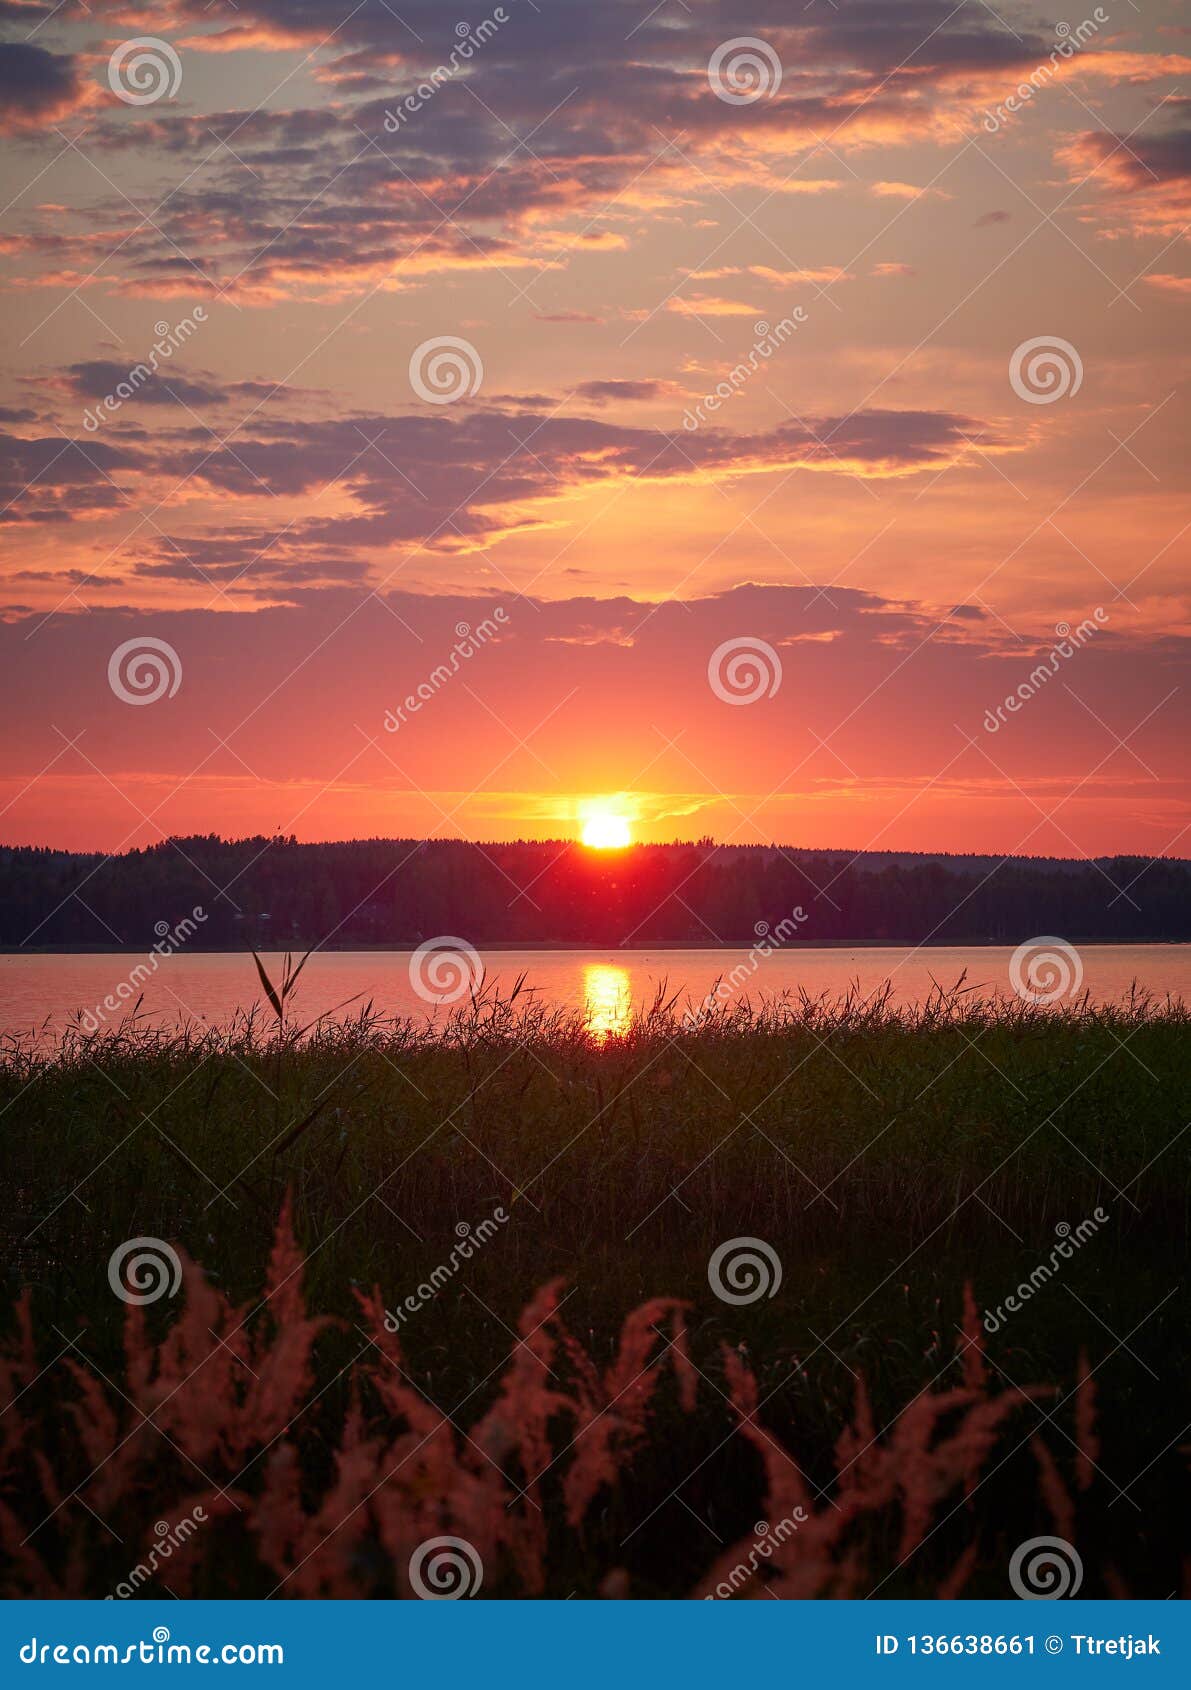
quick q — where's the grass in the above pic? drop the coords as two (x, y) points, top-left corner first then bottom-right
(1, 978), (1188, 1597)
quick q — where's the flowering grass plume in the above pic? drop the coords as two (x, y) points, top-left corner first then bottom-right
(0, 1206), (1168, 1599)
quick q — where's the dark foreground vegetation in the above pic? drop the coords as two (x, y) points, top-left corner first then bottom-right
(3, 834), (1189, 947)
(1, 987), (1189, 1598)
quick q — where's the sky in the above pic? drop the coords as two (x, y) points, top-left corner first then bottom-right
(0, 0), (1187, 856)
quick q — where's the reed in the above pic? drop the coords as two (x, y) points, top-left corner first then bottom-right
(1, 983), (1188, 1596)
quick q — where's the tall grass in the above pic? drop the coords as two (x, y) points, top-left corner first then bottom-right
(1, 983), (1188, 1596)
(5, 982), (1186, 1273)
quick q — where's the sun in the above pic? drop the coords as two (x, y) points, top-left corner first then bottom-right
(580, 804), (632, 849)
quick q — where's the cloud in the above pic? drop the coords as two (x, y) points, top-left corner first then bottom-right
(6, 2), (1181, 305)
(0, 388), (1011, 605)
(1144, 272), (1191, 295)
(0, 431), (137, 525)
(0, 43), (89, 134)
(575, 379), (686, 406)
(51, 362), (301, 411)
(40, 403), (1011, 574)
(871, 180), (950, 200)
(1060, 122), (1191, 238)
(668, 294), (762, 317)
(692, 263), (852, 287)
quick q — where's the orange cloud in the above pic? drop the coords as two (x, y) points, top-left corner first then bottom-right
(1145, 272), (1191, 294)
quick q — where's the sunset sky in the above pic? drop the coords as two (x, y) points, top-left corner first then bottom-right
(0, 0), (1187, 855)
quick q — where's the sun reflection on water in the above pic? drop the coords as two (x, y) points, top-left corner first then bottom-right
(583, 963), (632, 1039)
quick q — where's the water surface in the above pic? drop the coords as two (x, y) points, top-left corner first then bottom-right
(2, 944), (1186, 1045)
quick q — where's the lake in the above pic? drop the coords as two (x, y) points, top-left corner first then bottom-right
(2, 943), (1188, 1045)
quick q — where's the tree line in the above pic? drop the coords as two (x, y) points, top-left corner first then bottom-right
(1, 836), (1186, 950)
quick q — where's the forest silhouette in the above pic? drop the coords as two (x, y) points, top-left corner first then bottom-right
(2, 836), (1186, 949)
